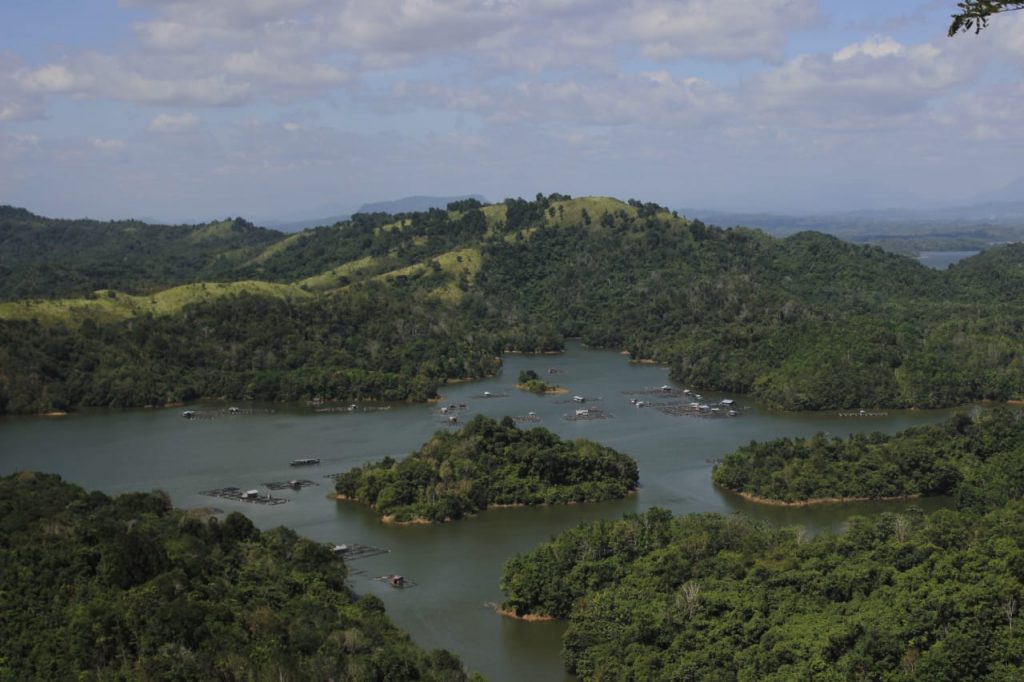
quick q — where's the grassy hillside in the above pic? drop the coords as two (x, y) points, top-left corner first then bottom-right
(3, 193), (1024, 414)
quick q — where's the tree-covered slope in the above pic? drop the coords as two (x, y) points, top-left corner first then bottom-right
(0, 472), (477, 681)
(502, 504), (1024, 680)
(0, 286), (501, 414)
(712, 408), (1024, 506)
(335, 415), (638, 523)
(0, 206), (285, 300)
(4, 193), (1024, 414)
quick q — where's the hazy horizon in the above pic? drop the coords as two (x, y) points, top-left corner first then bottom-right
(2, 1), (1022, 223)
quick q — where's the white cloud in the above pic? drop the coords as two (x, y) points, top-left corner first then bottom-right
(747, 36), (978, 130)
(149, 112), (200, 133)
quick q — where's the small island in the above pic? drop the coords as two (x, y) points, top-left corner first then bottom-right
(516, 369), (567, 394)
(712, 408), (1024, 506)
(334, 415), (638, 523)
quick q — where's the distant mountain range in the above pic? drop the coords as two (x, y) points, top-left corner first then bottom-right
(679, 200), (1024, 238)
(356, 194), (486, 214)
(261, 195), (487, 232)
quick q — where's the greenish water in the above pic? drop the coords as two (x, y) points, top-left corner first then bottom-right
(0, 343), (959, 681)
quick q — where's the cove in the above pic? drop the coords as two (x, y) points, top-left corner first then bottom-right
(0, 342), (958, 681)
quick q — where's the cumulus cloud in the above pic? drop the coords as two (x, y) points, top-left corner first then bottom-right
(149, 112), (200, 133)
(746, 36), (978, 130)
(19, 54), (251, 106)
(7, 0), (822, 115)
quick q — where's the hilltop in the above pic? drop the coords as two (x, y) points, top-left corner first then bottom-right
(2, 193), (1024, 414)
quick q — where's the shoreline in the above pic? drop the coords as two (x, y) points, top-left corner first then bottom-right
(725, 487), (923, 507)
(334, 488), (637, 523)
(494, 606), (557, 622)
(514, 383), (570, 395)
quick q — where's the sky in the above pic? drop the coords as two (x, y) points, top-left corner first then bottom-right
(0, 0), (1022, 223)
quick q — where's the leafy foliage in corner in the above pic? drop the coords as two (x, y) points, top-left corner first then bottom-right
(335, 415), (638, 523)
(712, 408), (1024, 505)
(948, 1), (1024, 35)
(0, 472), (476, 681)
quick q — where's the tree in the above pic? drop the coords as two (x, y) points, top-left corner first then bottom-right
(949, 1), (1024, 35)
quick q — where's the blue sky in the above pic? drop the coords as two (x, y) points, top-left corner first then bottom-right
(1, 0), (1021, 223)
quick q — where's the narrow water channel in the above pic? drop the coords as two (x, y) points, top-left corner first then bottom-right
(0, 343), (958, 681)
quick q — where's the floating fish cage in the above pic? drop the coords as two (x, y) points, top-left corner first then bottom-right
(263, 479), (319, 491)
(564, 408), (613, 421)
(373, 574), (418, 588)
(181, 407), (276, 420)
(199, 487), (289, 505)
(333, 543), (390, 561)
(655, 404), (740, 419)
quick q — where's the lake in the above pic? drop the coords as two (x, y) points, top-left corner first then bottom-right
(918, 250), (980, 269)
(0, 343), (959, 681)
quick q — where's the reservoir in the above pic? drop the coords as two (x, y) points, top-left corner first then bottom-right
(0, 343), (958, 681)
(918, 250), (980, 269)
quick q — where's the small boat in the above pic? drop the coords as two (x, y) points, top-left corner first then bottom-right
(290, 457), (321, 466)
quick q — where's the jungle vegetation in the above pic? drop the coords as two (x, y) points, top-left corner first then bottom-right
(712, 408), (1024, 506)
(0, 472), (477, 681)
(334, 415), (638, 523)
(500, 409), (1024, 680)
(4, 194), (1024, 414)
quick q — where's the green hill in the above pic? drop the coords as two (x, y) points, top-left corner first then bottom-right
(3, 193), (1024, 414)
(0, 206), (285, 300)
(335, 415), (639, 523)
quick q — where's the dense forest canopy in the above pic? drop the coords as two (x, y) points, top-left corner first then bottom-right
(335, 415), (638, 523)
(3, 194), (1024, 414)
(501, 410), (1024, 680)
(713, 408), (1024, 506)
(0, 472), (478, 681)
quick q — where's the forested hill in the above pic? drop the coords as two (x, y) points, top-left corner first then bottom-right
(712, 408), (1024, 507)
(500, 409), (1024, 679)
(2, 194), (1024, 414)
(0, 472), (478, 681)
(0, 205), (286, 299)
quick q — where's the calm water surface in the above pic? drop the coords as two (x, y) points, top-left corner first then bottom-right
(0, 344), (959, 681)
(918, 250), (980, 269)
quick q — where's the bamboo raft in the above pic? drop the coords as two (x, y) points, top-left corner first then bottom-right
(838, 411), (889, 417)
(199, 487), (289, 505)
(513, 413), (542, 424)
